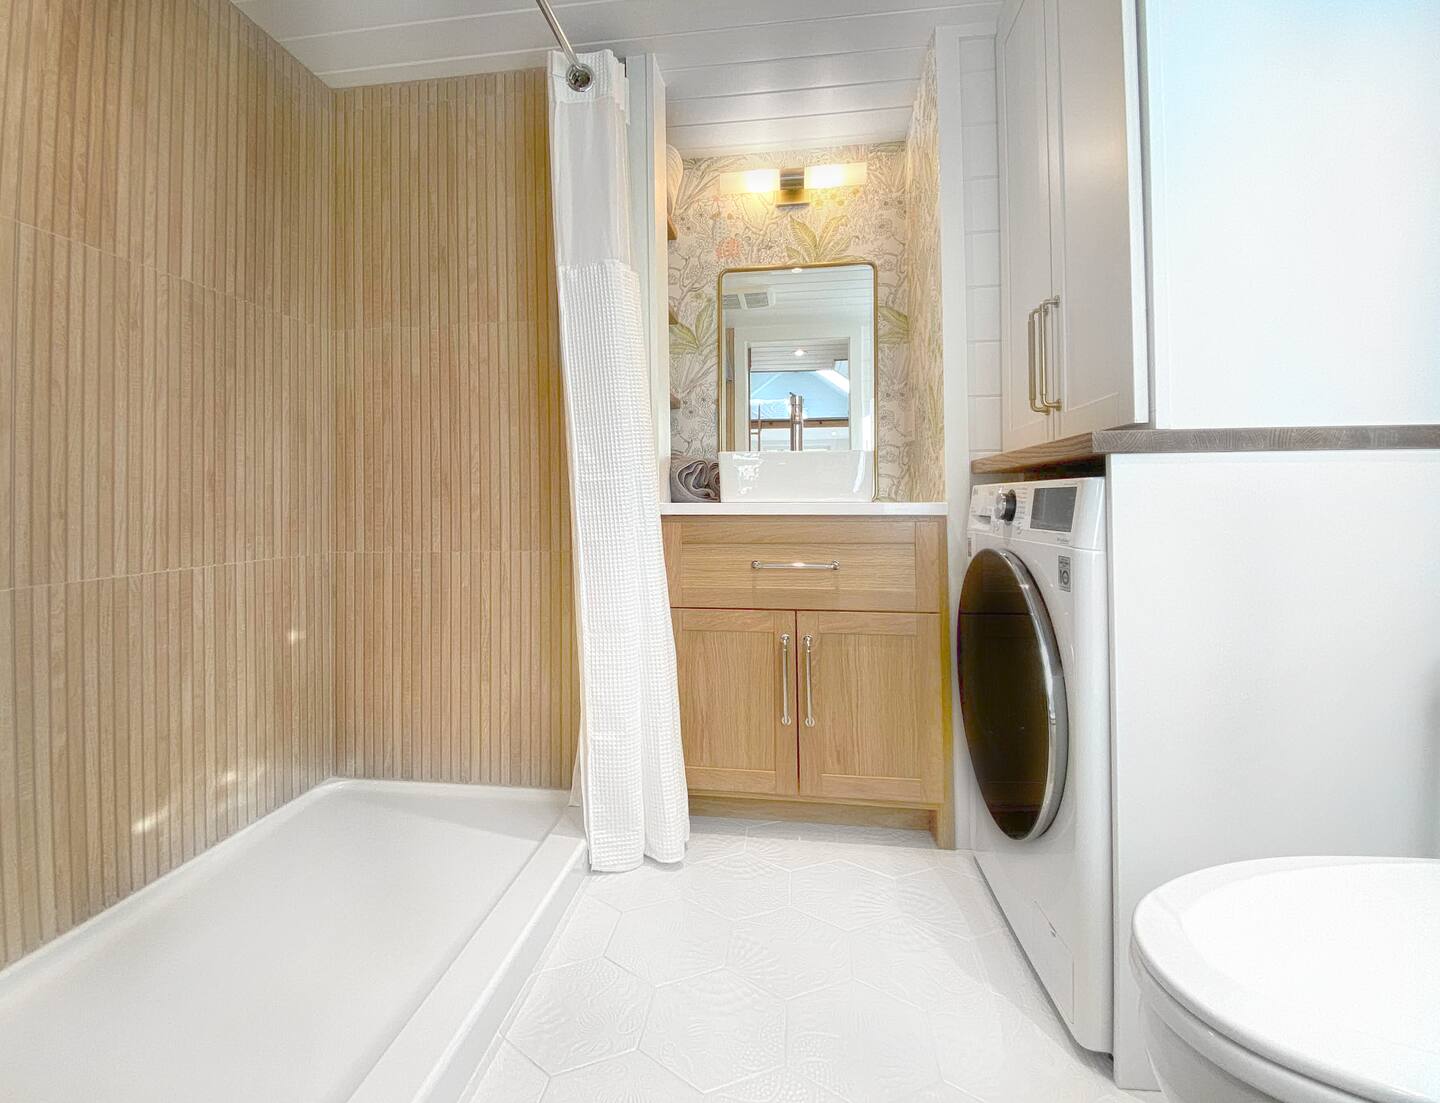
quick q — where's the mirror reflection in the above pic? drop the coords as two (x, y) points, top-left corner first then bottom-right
(717, 263), (877, 455)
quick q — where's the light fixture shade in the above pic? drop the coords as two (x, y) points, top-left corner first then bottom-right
(715, 168), (781, 195)
(804, 162), (867, 190)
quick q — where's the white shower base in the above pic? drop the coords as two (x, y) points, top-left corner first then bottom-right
(0, 779), (586, 1103)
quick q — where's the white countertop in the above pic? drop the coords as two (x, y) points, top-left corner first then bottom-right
(659, 501), (948, 516)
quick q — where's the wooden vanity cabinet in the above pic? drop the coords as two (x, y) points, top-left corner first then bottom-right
(663, 515), (953, 844)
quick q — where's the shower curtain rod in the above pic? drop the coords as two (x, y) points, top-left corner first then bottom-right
(535, 0), (594, 91)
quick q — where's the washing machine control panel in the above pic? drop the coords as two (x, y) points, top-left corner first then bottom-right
(968, 478), (1106, 551)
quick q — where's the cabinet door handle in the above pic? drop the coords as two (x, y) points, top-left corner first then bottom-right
(751, 560), (839, 572)
(802, 634), (816, 728)
(1027, 305), (1046, 413)
(1039, 296), (1062, 411)
(779, 633), (792, 727)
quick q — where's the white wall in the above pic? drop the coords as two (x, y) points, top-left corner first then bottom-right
(958, 38), (1005, 472)
(1107, 450), (1440, 1089)
(1144, 0), (1440, 429)
(933, 25), (1007, 850)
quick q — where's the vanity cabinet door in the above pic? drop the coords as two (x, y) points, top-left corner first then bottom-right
(673, 609), (800, 796)
(795, 612), (945, 805)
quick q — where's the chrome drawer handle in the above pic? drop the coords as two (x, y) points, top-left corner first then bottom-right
(751, 560), (839, 571)
(802, 634), (816, 728)
(779, 633), (792, 726)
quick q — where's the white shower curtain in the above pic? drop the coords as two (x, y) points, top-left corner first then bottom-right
(547, 49), (689, 871)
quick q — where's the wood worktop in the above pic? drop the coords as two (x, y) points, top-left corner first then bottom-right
(972, 424), (1440, 475)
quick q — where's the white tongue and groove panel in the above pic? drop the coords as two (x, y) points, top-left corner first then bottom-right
(234, 0), (999, 154)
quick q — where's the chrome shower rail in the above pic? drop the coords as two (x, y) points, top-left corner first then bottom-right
(535, 0), (594, 91)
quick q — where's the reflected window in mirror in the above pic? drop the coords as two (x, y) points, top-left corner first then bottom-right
(716, 263), (877, 458)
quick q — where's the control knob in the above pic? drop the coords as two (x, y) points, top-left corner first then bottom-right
(993, 489), (1017, 523)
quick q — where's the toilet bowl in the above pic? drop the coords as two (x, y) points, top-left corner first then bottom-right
(1130, 856), (1440, 1103)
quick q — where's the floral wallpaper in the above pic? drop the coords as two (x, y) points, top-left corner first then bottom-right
(905, 48), (946, 502)
(668, 143), (915, 500)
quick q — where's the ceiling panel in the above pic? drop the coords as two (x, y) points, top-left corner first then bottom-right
(235, 0), (999, 154)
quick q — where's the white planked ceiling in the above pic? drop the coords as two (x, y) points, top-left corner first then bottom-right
(235, 0), (1000, 155)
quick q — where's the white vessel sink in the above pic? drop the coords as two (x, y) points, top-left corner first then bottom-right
(718, 450), (874, 502)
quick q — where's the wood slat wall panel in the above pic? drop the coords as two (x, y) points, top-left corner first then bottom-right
(331, 70), (577, 789)
(0, 0), (338, 969)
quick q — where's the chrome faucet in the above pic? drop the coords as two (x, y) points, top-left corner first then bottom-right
(788, 392), (805, 451)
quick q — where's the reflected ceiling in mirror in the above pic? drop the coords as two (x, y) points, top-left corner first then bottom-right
(715, 262), (877, 462)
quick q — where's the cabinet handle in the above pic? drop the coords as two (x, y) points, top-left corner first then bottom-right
(751, 560), (839, 572)
(802, 634), (816, 728)
(1027, 306), (1045, 414)
(779, 633), (792, 727)
(1039, 296), (1062, 411)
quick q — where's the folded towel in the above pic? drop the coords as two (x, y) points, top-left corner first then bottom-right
(670, 455), (719, 502)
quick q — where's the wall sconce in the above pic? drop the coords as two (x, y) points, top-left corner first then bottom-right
(715, 162), (868, 207)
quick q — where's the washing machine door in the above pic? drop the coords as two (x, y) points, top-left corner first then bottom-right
(958, 548), (1069, 840)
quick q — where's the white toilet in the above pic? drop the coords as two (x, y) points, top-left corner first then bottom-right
(1131, 856), (1440, 1103)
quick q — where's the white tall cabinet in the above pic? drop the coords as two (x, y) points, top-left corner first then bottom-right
(997, 0), (1147, 450)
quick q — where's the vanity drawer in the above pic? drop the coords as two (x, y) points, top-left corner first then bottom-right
(662, 517), (943, 613)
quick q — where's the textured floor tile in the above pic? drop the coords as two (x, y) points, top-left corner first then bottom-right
(541, 1051), (703, 1102)
(683, 851), (791, 919)
(895, 868), (1004, 938)
(828, 825), (936, 849)
(850, 916), (993, 1013)
(606, 898), (733, 985)
(706, 1069), (848, 1102)
(728, 906), (850, 999)
(967, 926), (1060, 1025)
(508, 958), (652, 1075)
(541, 895), (621, 969)
(839, 842), (943, 877)
(744, 822), (846, 870)
(641, 969), (786, 1092)
(467, 1042), (547, 1103)
(788, 980), (943, 1102)
(908, 1082), (985, 1101)
(932, 1000), (1117, 1103)
(791, 860), (904, 931)
(586, 859), (690, 911)
(686, 828), (750, 864)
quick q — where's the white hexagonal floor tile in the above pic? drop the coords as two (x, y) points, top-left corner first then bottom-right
(837, 842), (943, 877)
(828, 825), (936, 849)
(705, 1069), (848, 1102)
(682, 851), (790, 920)
(894, 868), (1004, 939)
(686, 828), (750, 864)
(507, 958), (652, 1075)
(909, 1082), (986, 1102)
(541, 894), (620, 969)
(541, 1051), (704, 1103)
(787, 980), (943, 1102)
(640, 969), (786, 1092)
(586, 859), (690, 911)
(931, 1001), (1120, 1103)
(850, 916), (993, 1013)
(606, 897), (733, 985)
(744, 822), (846, 870)
(728, 906), (850, 999)
(790, 860), (903, 931)
(466, 1041), (547, 1103)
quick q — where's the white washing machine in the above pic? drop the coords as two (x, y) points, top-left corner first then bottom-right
(960, 477), (1112, 1053)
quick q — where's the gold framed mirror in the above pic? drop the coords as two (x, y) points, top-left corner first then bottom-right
(715, 261), (879, 463)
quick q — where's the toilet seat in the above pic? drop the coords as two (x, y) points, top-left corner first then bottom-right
(1131, 856), (1440, 1103)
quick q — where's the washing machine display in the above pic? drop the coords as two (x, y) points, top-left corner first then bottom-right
(958, 548), (1069, 841)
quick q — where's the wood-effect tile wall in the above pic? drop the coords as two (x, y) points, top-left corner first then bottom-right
(331, 72), (578, 790)
(0, 0), (338, 968)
